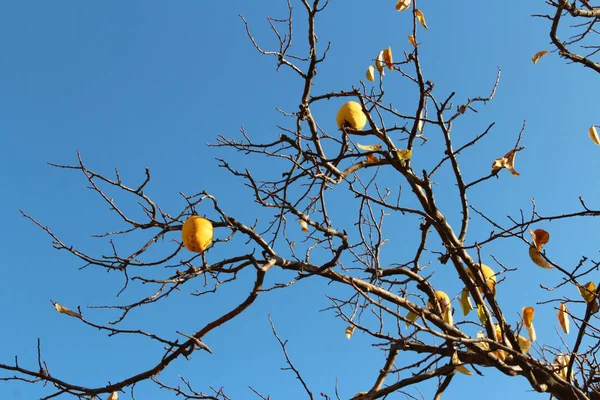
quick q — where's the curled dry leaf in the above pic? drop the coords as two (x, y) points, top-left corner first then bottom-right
(529, 228), (550, 251)
(365, 154), (378, 163)
(345, 325), (355, 340)
(554, 354), (573, 381)
(474, 331), (490, 351)
(522, 306), (534, 328)
(532, 50), (548, 64)
(366, 65), (375, 82)
(383, 47), (393, 70)
(459, 288), (473, 316)
(491, 148), (519, 176)
(458, 104), (467, 114)
(417, 111), (424, 132)
(395, 149), (412, 161)
(589, 126), (600, 145)
(529, 246), (552, 268)
(357, 143), (382, 152)
(376, 51), (385, 75)
(396, 0), (411, 11)
(451, 351), (473, 376)
(522, 306), (536, 342)
(53, 301), (82, 319)
(107, 392), (119, 400)
(408, 35), (417, 47)
(557, 303), (570, 334)
(415, 9), (428, 29)
(579, 281), (596, 303)
(299, 217), (309, 232)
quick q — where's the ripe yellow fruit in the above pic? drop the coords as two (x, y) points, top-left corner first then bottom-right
(466, 264), (497, 294)
(428, 291), (453, 325)
(428, 291), (450, 311)
(181, 216), (213, 253)
(336, 101), (367, 130)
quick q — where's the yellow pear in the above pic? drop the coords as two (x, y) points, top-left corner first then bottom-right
(181, 216), (214, 253)
(336, 101), (367, 130)
(466, 264), (497, 295)
(428, 291), (453, 325)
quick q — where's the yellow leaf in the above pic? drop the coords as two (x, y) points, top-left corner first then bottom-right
(357, 143), (382, 152)
(518, 335), (531, 353)
(589, 126), (600, 145)
(383, 47), (393, 70)
(451, 351), (473, 376)
(459, 288), (473, 316)
(107, 392), (119, 400)
(579, 281), (596, 303)
(396, 0), (411, 11)
(408, 35), (417, 47)
(477, 304), (487, 325)
(528, 246), (552, 269)
(366, 65), (375, 82)
(415, 9), (428, 29)
(491, 148), (519, 176)
(557, 302), (570, 334)
(529, 228), (550, 251)
(532, 50), (548, 64)
(299, 217), (309, 232)
(405, 310), (419, 327)
(345, 325), (355, 340)
(376, 51), (385, 75)
(395, 149), (412, 161)
(53, 301), (82, 319)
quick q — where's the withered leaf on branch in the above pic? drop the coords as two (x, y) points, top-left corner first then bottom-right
(107, 392), (119, 400)
(579, 281), (597, 303)
(451, 351), (473, 376)
(299, 217), (309, 232)
(459, 288), (473, 316)
(396, 0), (411, 11)
(52, 301), (82, 319)
(557, 303), (570, 334)
(415, 9), (428, 29)
(345, 325), (355, 340)
(491, 148), (519, 176)
(376, 51), (385, 75)
(365, 154), (378, 163)
(589, 126), (600, 145)
(529, 228), (550, 251)
(528, 246), (552, 269)
(383, 47), (393, 70)
(522, 306), (536, 342)
(357, 143), (382, 152)
(366, 65), (375, 82)
(408, 34), (417, 47)
(395, 149), (412, 161)
(532, 50), (549, 64)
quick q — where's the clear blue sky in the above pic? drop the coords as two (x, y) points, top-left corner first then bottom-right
(1, 1), (599, 399)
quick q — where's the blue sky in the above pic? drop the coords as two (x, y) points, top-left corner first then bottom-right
(1, 1), (599, 399)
